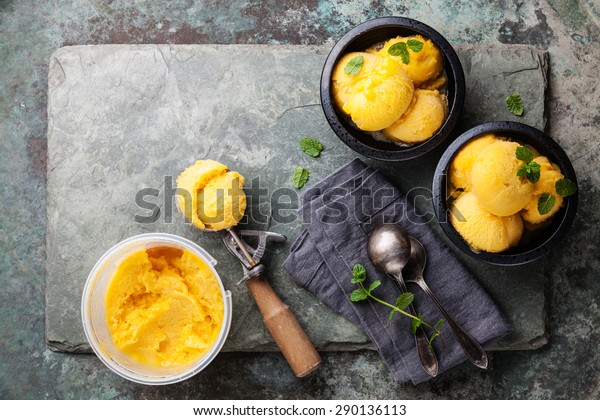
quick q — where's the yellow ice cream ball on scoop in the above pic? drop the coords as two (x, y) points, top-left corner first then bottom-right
(176, 159), (247, 231)
(342, 57), (414, 131)
(450, 192), (524, 253)
(379, 35), (443, 86)
(383, 89), (446, 143)
(471, 141), (534, 216)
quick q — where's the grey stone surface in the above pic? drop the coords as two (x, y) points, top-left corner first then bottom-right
(46, 44), (548, 354)
(2, 0), (599, 401)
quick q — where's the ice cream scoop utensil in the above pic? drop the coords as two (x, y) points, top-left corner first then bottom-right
(220, 229), (322, 377)
(367, 224), (439, 378)
(403, 236), (488, 369)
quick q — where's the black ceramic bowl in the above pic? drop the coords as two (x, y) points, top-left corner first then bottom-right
(320, 16), (465, 161)
(433, 121), (578, 266)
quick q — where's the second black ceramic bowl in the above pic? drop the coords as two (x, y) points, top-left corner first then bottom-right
(320, 16), (465, 161)
(432, 121), (578, 266)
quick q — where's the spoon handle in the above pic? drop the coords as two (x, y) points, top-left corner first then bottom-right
(390, 274), (439, 378)
(413, 276), (488, 369)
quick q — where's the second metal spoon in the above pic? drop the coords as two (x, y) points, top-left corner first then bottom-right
(403, 236), (489, 370)
(367, 224), (439, 378)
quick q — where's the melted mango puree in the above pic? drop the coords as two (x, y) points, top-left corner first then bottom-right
(106, 247), (224, 367)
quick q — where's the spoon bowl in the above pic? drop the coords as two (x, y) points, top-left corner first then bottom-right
(366, 224), (411, 276)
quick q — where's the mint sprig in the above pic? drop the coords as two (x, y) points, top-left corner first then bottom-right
(388, 42), (410, 64)
(507, 94), (524, 116)
(344, 55), (364, 76)
(349, 263), (444, 345)
(291, 167), (309, 189)
(299, 137), (324, 157)
(517, 161), (541, 184)
(388, 39), (424, 64)
(516, 146), (541, 184)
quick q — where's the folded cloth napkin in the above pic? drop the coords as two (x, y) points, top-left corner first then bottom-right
(284, 159), (511, 384)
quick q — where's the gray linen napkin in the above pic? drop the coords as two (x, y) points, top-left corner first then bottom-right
(284, 159), (511, 384)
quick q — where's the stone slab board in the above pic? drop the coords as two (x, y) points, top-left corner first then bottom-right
(46, 44), (549, 353)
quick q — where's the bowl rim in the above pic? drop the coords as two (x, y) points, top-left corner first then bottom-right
(432, 121), (579, 265)
(81, 232), (232, 385)
(320, 16), (466, 161)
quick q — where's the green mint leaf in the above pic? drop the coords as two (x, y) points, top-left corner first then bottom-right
(527, 161), (541, 184)
(388, 42), (410, 64)
(291, 167), (309, 189)
(516, 146), (534, 163)
(410, 314), (424, 335)
(435, 319), (445, 331)
(406, 39), (424, 52)
(516, 164), (529, 178)
(367, 280), (381, 292)
(350, 288), (368, 302)
(387, 308), (396, 325)
(506, 94), (524, 116)
(518, 162), (541, 184)
(299, 137), (324, 157)
(352, 264), (367, 284)
(556, 178), (578, 197)
(344, 55), (364, 76)
(538, 192), (556, 215)
(395, 292), (414, 311)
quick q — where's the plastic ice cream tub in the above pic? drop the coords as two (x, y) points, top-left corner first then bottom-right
(81, 233), (232, 385)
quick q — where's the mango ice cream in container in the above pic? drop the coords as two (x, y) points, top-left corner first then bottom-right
(82, 233), (232, 385)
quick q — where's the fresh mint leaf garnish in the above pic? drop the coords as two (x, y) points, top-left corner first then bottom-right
(367, 280), (381, 292)
(538, 193), (556, 215)
(395, 293), (414, 310)
(406, 39), (424, 52)
(516, 146), (534, 163)
(299, 137), (324, 157)
(350, 288), (368, 302)
(388, 42), (410, 64)
(555, 178), (578, 197)
(349, 264), (443, 345)
(352, 264), (366, 283)
(344, 55), (364, 76)
(291, 167), (309, 189)
(411, 314), (424, 335)
(428, 319), (445, 346)
(506, 94), (524, 116)
(517, 161), (541, 184)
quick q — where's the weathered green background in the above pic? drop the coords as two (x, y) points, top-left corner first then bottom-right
(1, 0), (599, 399)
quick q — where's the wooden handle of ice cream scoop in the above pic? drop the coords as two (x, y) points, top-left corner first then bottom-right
(245, 273), (322, 377)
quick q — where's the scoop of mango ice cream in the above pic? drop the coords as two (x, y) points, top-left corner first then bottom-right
(450, 192), (524, 253)
(342, 57), (414, 131)
(379, 35), (443, 86)
(332, 52), (380, 111)
(176, 159), (246, 231)
(520, 156), (565, 225)
(449, 134), (498, 191)
(471, 141), (534, 216)
(106, 247), (224, 367)
(383, 89), (446, 143)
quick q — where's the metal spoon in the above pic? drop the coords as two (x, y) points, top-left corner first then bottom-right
(367, 224), (439, 378)
(404, 236), (489, 370)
